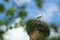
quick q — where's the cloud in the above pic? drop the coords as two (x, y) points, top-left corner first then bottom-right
(3, 27), (30, 40)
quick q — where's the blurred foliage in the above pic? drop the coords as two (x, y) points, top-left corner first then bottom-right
(4, 19), (9, 26)
(18, 10), (27, 18)
(26, 19), (50, 40)
(50, 23), (58, 32)
(9, 27), (13, 30)
(26, 19), (50, 36)
(35, 0), (43, 8)
(0, 20), (4, 25)
(17, 5), (26, 10)
(14, 23), (18, 28)
(26, 19), (37, 34)
(4, 0), (9, 2)
(0, 31), (4, 40)
(0, 31), (4, 35)
(5, 27), (9, 31)
(37, 37), (45, 40)
(5, 22), (8, 26)
(0, 4), (5, 12)
(50, 37), (60, 40)
(6, 7), (15, 17)
(51, 37), (57, 40)
(20, 21), (25, 26)
(58, 36), (60, 40)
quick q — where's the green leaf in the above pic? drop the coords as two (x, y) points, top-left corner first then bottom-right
(20, 21), (24, 26)
(57, 36), (60, 40)
(35, 0), (43, 8)
(0, 20), (4, 25)
(6, 7), (15, 17)
(18, 10), (27, 18)
(50, 23), (58, 32)
(4, 18), (9, 26)
(4, 21), (9, 26)
(51, 37), (57, 40)
(14, 23), (18, 28)
(18, 5), (26, 10)
(50, 36), (60, 40)
(9, 17), (13, 21)
(0, 31), (4, 40)
(4, 0), (9, 2)
(5, 27), (9, 31)
(0, 4), (5, 12)
(0, 31), (4, 35)
(9, 27), (13, 30)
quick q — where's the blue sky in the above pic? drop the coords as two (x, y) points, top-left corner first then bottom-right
(0, 0), (60, 26)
